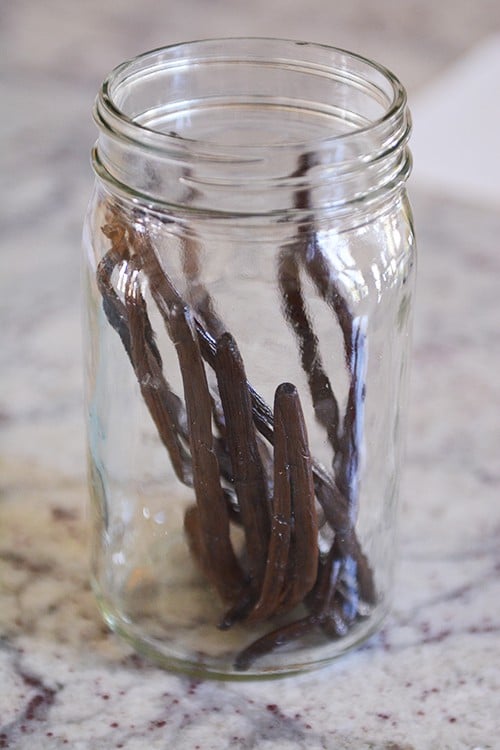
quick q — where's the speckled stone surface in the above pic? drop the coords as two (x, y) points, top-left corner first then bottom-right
(1, 1), (500, 748)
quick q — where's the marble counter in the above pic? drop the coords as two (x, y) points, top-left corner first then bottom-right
(1, 1), (500, 748)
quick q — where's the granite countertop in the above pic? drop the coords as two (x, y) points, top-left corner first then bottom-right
(1, 1), (500, 748)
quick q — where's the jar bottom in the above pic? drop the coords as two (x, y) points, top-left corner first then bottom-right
(92, 565), (389, 680)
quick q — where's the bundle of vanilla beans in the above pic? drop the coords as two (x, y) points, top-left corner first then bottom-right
(96, 188), (376, 670)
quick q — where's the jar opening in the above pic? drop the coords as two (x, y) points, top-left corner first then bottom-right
(93, 38), (411, 215)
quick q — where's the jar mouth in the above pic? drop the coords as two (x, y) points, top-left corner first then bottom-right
(93, 38), (411, 215)
(96, 38), (407, 155)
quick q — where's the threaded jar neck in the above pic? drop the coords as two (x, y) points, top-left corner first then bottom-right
(93, 38), (411, 218)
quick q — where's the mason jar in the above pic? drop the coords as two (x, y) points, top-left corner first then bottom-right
(82, 38), (415, 678)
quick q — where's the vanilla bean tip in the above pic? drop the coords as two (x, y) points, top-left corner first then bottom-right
(216, 331), (236, 349)
(275, 382), (298, 398)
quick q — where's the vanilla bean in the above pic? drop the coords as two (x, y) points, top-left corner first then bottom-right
(351, 536), (377, 605)
(245, 384), (294, 623)
(214, 333), (271, 590)
(96, 249), (133, 362)
(290, 225), (375, 611)
(309, 535), (344, 614)
(234, 616), (317, 672)
(334, 317), (366, 513)
(273, 383), (318, 614)
(278, 249), (341, 455)
(181, 235), (226, 339)
(234, 539), (354, 671)
(180, 243), (276, 506)
(183, 503), (209, 576)
(124, 266), (193, 485)
(169, 303), (246, 603)
(235, 523), (345, 670)
(308, 533), (353, 636)
(97, 250), (192, 485)
(243, 383), (318, 622)
(319, 317), (372, 611)
(180, 236), (276, 521)
(299, 235), (355, 366)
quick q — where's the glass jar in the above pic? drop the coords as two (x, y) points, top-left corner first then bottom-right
(83, 38), (415, 678)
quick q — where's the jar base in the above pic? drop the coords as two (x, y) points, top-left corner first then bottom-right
(94, 583), (389, 681)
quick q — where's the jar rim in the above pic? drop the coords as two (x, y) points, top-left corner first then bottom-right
(93, 38), (411, 217)
(95, 37), (408, 158)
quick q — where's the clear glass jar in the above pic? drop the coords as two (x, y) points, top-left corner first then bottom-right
(83, 38), (415, 678)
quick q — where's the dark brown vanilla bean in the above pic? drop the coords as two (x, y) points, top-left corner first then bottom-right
(124, 267), (193, 486)
(309, 535), (344, 615)
(309, 532), (358, 633)
(334, 317), (366, 513)
(169, 303), (246, 602)
(180, 240), (277, 510)
(278, 249), (341, 455)
(214, 333), (271, 589)
(181, 236), (226, 339)
(246, 383), (318, 623)
(235, 536), (353, 670)
(96, 247), (133, 363)
(183, 504), (210, 577)
(180, 237), (277, 522)
(299, 236), (355, 367)
(245, 385), (294, 622)
(277, 249), (375, 620)
(97, 249), (192, 485)
(235, 517), (344, 670)
(351, 536), (377, 605)
(273, 383), (318, 614)
(234, 616), (317, 672)
(292, 155), (374, 617)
